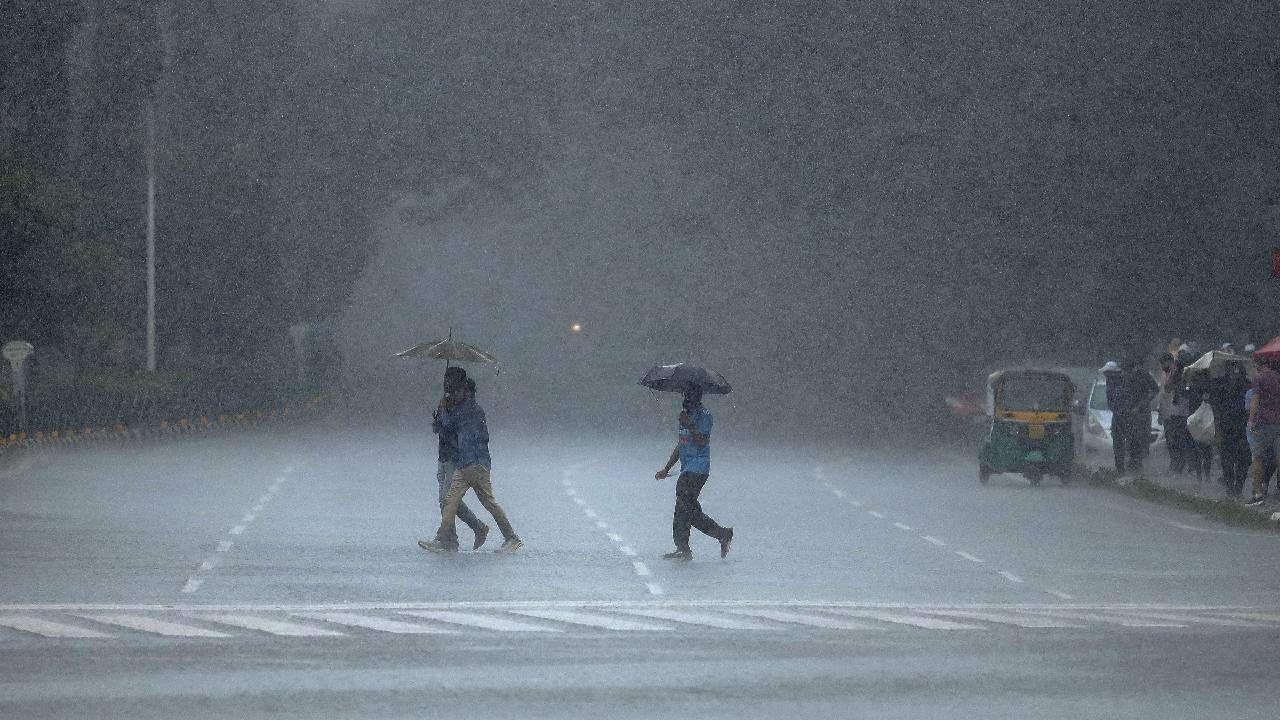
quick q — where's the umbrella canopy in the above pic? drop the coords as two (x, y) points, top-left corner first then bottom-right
(1253, 336), (1280, 364)
(394, 338), (498, 365)
(638, 363), (732, 394)
(1185, 350), (1255, 379)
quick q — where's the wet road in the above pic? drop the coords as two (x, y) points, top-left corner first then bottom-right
(2, 428), (1278, 718)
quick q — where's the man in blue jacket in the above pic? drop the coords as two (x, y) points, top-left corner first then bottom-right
(654, 385), (733, 560)
(431, 368), (489, 549)
(419, 376), (522, 553)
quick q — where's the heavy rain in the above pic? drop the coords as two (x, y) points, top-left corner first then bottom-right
(2, 2), (1279, 718)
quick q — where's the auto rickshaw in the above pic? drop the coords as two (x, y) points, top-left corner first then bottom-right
(979, 369), (1075, 485)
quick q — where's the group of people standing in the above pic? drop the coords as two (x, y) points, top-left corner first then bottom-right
(1104, 341), (1280, 507)
(416, 367), (733, 560)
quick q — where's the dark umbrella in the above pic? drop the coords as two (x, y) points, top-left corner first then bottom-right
(638, 363), (731, 394)
(394, 339), (497, 364)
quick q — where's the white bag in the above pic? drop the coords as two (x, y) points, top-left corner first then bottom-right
(1187, 402), (1216, 445)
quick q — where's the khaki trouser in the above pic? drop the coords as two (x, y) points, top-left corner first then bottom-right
(435, 464), (517, 545)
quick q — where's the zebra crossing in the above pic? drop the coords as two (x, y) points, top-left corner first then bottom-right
(2, 602), (1279, 641)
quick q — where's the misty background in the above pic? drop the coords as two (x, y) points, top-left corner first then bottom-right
(3, 1), (1279, 440)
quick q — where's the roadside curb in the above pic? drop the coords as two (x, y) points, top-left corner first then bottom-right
(0, 397), (328, 466)
(1074, 463), (1280, 531)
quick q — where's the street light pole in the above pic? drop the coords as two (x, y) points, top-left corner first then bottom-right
(145, 97), (157, 372)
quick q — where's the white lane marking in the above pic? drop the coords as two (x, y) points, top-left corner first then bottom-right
(614, 608), (780, 631)
(1019, 610), (1187, 627)
(584, 508), (598, 519)
(922, 536), (946, 546)
(595, 521), (609, 530)
(847, 500), (864, 507)
(1215, 611), (1280, 623)
(632, 562), (651, 577)
(241, 513), (256, 524)
(955, 551), (985, 563)
(229, 525), (246, 535)
(998, 571), (1024, 584)
(258, 495), (272, 505)
(893, 522), (913, 531)
(1104, 611), (1256, 627)
(831, 488), (846, 498)
(822, 609), (985, 630)
(572, 497), (586, 506)
(723, 608), (881, 630)
(252, 504), (265, 513)
(198, 558), (219, 572)
(0, 615), (114, 638)
(294, 612), (458, 634)
(216, 541), (233, 553)
(180, 579), (203, 594)
(510, 609), (675, 632)
(75, 613), (230, 637)
(918, 610), (1083, 629)
(398, 610), (561, 632)
(193, 614), (346, 636)
(868, 511), (886, 519)
(606, 533), (624, 543)
(620, 546), (638, 557)
(1045, 589), (1074, 600)
(646, 583), (664, 596)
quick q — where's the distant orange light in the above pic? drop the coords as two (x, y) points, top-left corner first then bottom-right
(570, 322), (583, 334)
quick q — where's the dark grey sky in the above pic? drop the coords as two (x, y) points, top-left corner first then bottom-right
(318, 1), (1280, 435)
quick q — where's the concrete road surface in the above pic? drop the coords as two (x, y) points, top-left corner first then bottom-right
(2, 427), (1279, 719)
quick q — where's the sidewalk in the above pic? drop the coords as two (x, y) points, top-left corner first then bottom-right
(1081, 447), (1280, 518)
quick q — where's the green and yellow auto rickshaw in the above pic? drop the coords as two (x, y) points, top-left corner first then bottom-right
(979, 369), (1075, 486)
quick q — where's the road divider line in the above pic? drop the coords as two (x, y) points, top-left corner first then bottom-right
(868, 511), (886, 519)
(632, 562), (651, 577)
(893, 522), (913, 531)
(0, 615), (114, 638)
(607, 533), (624, 543)
(646, 583), (665, 596)
(180, 578), (203, 594)
(955, 551), (985, 563)
(294, 612), (457, 634)
(216, 541), (233, 553)
(922, 536), (946, 546)
(998, 571), (1024, 584)
(75, 613), (230, 638)
(192, 614), (346, 637)
(620, 546), (637, 556)
(512, 608), (675, 632)
(229, 525), (246, 535)
(198, 558), (219, 572)
(1045, 589), (1074, 600)
(398, 610), (561, 633)
(584, 508), (598, 519)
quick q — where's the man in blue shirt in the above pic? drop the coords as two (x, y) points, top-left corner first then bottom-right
(654, 385), (733, 560)
(419, 377), (522, 553)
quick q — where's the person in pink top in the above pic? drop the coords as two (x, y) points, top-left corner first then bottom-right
(1245, 359), (1280, 506)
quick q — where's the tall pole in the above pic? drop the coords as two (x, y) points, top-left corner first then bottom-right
(145, 97), (157, 372)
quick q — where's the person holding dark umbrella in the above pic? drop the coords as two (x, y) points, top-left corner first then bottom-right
(430, 367), (489, 550)
(653, 384), (733, 561)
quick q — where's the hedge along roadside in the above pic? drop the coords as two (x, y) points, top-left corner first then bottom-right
(0, 396), (330, 464)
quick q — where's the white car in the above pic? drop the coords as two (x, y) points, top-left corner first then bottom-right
(1081, 375), (1164, 455)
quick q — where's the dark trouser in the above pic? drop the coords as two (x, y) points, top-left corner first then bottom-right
(1219, 428), (1249, 495)
(1165, 416), (1191, 473)
(1189, 441), (1213, 480)
(1112, 412), (1146, 473)
(673, 471), (728, 552)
